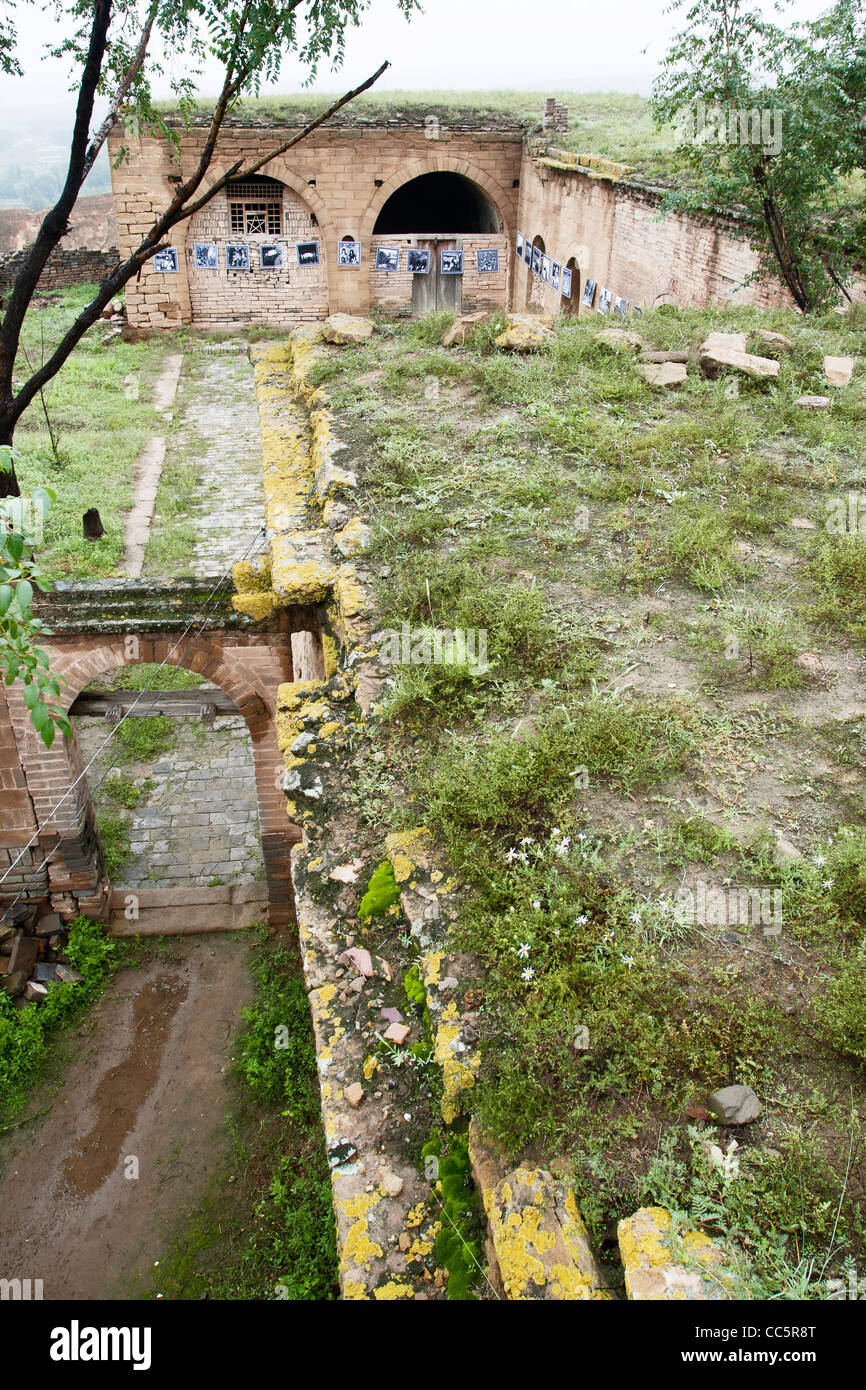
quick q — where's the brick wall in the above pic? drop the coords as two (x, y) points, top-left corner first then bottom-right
(0, 625), (300, 926)
(108, 121), (523, 329)
(515, 155), (794, 316)
(0, 245), (120, 295)
(369, 233), (509, 314)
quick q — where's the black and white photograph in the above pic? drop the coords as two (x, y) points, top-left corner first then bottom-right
(561, 267), (573, 298)
(193, 242), (218, 269)
(296, 240), (321, 267)
(614, 295), (629, 317)
(476, 248), (499, 273)
(516, 231), (524, 260)
(531, 245), (542, 275)
(582, 277), (597, 308)
(152, 246), (178, 273)
(440, 249), (464, 275)
(338, 240), (362, 267)
(407, 247), (431, 274)
(523, 238), (532, 266)
(375, 246), (400, 272)
(540, 254), (551, 284)
(551, 261), (561, 292)
(597, 286), (613, 315)
(259, 243), (284, 269)
(226, 243), (250, 270)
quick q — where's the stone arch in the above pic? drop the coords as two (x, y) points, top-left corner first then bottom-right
(360, 156), (512, 245)
(17, 634), (296, 925)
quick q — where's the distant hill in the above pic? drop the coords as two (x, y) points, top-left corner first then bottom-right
(0, 193), (116, 254)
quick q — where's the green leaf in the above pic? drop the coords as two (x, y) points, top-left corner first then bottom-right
(22, 683), (38, 709)
(15, 579), (33, 612)
(0, 584), (12, 616)
(30, 701), (49, 731)
(5, 534), (23, 565)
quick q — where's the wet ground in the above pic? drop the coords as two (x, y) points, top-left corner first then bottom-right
(0, 934), (253, 1300)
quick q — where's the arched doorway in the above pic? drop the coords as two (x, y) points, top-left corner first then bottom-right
(373, 171), (500, 316)
(373, 172), (499, 235)
(186, 174), (328, 327)
(526, 235), (546, 310)
(561, 255), (580, 317)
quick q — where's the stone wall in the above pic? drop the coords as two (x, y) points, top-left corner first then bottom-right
(107, 119), (523, 330)
(515, 152), (793, 316)
(0, 245), (120, 295)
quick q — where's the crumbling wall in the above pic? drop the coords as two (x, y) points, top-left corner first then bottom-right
(0, 245), (120, 294)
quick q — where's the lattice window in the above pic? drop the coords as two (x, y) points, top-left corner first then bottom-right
(227, 177), (283, 236)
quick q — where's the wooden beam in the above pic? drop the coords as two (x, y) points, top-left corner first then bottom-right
(70, 688), (238, 719)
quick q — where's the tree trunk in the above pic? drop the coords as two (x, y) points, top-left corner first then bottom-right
(0, 418), (20, 498)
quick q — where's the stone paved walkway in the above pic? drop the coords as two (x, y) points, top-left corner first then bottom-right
(76, 708), (263, 890)
(144, 344), (265, 577)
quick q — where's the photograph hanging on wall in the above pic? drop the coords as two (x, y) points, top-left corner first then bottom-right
(152, 247), (178, 273)
(193, 242), (218, 269)
(338, 240), (362, 267)
(531, 245), (542, 275)
(441, 249), (464, 275)
(561, 267), (573, 299)
(226, 243), (250, 270)
(407, 248), (431, 274)
(597, 287), (613, 315)
(375, 246), (400, 272)
(259, 244), (285, 269)
(551, 261), (561, 292)
(540, 254), (551, 284)
(476, 248), (499, 273)
(296, 241), (321, 267)
(582, 277), (597, 307)
(524, 239), (532, 266)
(613, 295), (629, 317)
(516, 231), (524, 260)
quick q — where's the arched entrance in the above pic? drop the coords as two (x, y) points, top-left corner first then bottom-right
(13, 633), (298, 927)
(370, 170), (505, 317)
(561, 255), (580, 317)
(526, 235), (546, 310)
(186, 174), (328, 327)
(373, 172), (500, 235)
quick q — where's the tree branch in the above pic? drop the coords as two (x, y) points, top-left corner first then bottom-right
(4, 59), (391, 430)
(82, 0), (161, 181)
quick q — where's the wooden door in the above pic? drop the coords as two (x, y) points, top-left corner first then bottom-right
(411, 238), (463, 316)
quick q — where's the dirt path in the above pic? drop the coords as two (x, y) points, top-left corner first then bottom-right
(0, 934), (253, 1300)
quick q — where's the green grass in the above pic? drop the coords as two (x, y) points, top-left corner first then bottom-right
(14, 284), (182, 580)
(314, 301), (866, 1292)
(155, 90), (683, 184)
(0, 917), (116, 1122)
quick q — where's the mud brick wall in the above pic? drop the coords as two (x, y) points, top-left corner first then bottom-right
(515, 156), (794, 315)
(369, 233), (509, 314)
(107, 121), (523, 330)
(185, 185), (329, 327)
(0, 246), (120, 294)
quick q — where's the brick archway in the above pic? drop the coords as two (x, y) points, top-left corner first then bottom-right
(9, 631), (296, 926)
